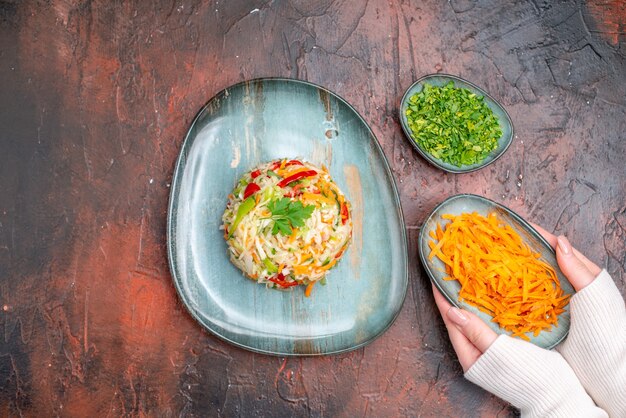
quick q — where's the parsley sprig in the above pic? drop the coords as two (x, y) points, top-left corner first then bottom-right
(405, 81), (502, 167)
(267, 198), (315, 236)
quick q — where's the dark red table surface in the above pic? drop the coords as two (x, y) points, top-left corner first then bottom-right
(1, 1), (625, 416)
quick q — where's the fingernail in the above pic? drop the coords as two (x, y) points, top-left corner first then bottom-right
(557, 235), (572, 256)
(447, 307), (468, 326)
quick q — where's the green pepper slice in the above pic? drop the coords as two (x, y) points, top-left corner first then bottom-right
(263, 258), (278, 273)
(228, 196), (256, 238)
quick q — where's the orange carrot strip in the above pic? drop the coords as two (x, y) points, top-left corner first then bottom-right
(305, 282), (315, 298)
(429, 212), (568, 338)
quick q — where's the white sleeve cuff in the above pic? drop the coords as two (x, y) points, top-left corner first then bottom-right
(466, 335), (607, 418)
(557, 269), (626, 417)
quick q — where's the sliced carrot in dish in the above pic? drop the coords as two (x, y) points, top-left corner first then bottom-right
(430, 212), (569, 340)
(305, 282), (315, 298)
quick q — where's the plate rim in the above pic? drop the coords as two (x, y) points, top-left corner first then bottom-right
(399, 73), (515, 174)
(166, 77), (409, 356)
(417, 193), (571, 349)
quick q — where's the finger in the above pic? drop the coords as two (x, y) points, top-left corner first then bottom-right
(530, 223), (601, 276)
(432, 283), (453, 316)
(530, 222), (557, 247)
(445, 318), (482, 372)
(432, 285), (482, 371)
(433, 284), (497, 352)
(556, 235), (597, 291)
(570, 248), (601, 277)
(446, 306), (498, 353)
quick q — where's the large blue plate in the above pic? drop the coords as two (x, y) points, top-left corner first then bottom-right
(167, 78), (408, 356)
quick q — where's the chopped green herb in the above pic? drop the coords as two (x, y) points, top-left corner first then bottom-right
(405, 81), (502, 167)
(267, 197), (315, 236)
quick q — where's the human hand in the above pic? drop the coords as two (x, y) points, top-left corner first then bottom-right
(432, 283), (605, 418)
(432, 284), (497, 372)
(532, 224), (626, 417)
(431, 223), (612, 417)
(432, 223), (603, 373)
(530, 223), (601, 292)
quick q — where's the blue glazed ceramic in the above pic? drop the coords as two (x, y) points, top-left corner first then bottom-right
(399, 74), (514, 174)
(419, 194), (573, 349)
(167, 78), (408, 356)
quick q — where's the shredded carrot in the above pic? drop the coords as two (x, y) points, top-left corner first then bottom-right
(279, 167), (310, 178)
(430, 212), (570, 340)
(320, 259), (337, 271)
(305, 282), (315, 297)
(293, 265), (313, 275)
(288, 229), (298, 244)
(301, 192), (336, 206)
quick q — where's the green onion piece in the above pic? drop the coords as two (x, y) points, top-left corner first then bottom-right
(405, 81), (502, 167)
